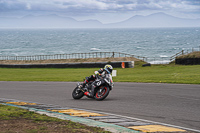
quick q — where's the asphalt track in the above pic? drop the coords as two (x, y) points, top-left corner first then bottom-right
(0, 81), (199, 131)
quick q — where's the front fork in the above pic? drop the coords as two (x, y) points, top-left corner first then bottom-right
(77, 82), (89, 93)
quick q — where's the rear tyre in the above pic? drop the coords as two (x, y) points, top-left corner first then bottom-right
(72, 87), (84, 99)
(94, 87), (110, 101)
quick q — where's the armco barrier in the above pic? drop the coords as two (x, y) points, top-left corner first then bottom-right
(175, 58), (200, 65)
(0, 61), (134, 68)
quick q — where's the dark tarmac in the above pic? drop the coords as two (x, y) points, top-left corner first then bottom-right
(0, 81), (199, 131)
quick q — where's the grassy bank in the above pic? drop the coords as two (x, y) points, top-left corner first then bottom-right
(177, 51), (200, 59)
(0, 104), (110, 133)
(0, 64), (199, 84)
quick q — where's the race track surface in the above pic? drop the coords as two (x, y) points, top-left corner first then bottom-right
(0, 81), (199, 131)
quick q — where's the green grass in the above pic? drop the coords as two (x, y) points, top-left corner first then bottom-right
(0, 104), (60, 121)
(0, 104), (110, 133)
(0, 64), (200, 84)
(115, 65), (200, 84)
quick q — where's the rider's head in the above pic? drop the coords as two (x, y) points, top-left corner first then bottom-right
(104, 64), (113, 74)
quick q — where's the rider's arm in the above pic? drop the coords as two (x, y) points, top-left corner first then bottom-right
(94, 68), (103, 75)
(98, 68), (104, 74)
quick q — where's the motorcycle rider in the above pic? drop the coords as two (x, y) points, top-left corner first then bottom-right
(80, 64), (113, 97)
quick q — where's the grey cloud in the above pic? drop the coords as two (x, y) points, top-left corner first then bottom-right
(184, 0), (200, 5)
(0, 0), (27, 11)
(0, 0), (199, 17)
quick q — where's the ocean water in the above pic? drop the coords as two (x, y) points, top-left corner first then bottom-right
(0, 28), (200, 63)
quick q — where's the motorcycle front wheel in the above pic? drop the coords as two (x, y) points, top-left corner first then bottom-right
(94, 86), (110, 101)
(72, 87), (84, 99)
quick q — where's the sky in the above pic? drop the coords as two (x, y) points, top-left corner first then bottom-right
(0, 0), (200, 23)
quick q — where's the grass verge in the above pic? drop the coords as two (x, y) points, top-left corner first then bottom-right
(0, 64), (199, 84)
(177, 51), (200, 59)
(0, 104), (110, 133)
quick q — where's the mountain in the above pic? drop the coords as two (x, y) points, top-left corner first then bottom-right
(0, 13), (199, 28)
(0, 14), (103, 28)
(107, 12), (200, 28)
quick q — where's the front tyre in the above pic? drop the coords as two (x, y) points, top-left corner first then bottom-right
(94, 86), (110, 101)
(72, 87), (84, 99)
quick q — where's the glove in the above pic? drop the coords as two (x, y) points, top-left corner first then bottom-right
(94, 71), (99, 75)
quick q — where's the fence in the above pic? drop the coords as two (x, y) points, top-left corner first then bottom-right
(145, 46), (200, 64)
(0, 52), (147, 61)
(1, 46), (199, 64)
(170, 50), (184, 61)
(146, 57), (171, 64)
(170, 46), (200, 62)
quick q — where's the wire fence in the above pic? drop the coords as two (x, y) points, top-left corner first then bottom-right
(0, 52), (147, 62)
(1, 46), (199, 64)
(146, 46), (200, 64)
(146, 57), (171, 64)
(170, 46), (200, 61)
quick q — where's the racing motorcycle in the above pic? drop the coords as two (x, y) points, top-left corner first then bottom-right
(72, 74), (113, 101)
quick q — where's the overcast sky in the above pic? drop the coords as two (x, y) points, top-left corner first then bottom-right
(0, 0), (200, 23)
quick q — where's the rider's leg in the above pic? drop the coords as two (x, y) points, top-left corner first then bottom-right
(82, 75), (95, 87)
(84, 84), (96, 96)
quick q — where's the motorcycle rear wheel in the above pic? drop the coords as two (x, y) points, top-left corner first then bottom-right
(94, 87), (110, 101)
(72, 87), (84, 99)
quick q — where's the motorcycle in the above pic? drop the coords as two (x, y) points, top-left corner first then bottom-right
(72, 73), (113, 101)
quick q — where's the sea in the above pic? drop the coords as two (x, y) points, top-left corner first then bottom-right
(0, 27), (200, 64)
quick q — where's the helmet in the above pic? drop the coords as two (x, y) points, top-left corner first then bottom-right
(104, 64), (113, 74)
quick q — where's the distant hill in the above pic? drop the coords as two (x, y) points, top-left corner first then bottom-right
(106, 12), (200, 28)
(0, 14), (103, 28)
(0, 13), (199, 28)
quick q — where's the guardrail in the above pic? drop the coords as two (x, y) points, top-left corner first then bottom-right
(170, 46), (200, 62)
(0, 52), (147, 61)
(146, 57), (171, 64)
(170, 50), (184, 61)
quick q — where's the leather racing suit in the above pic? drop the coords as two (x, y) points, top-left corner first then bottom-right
(82, 68), (109, 97)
